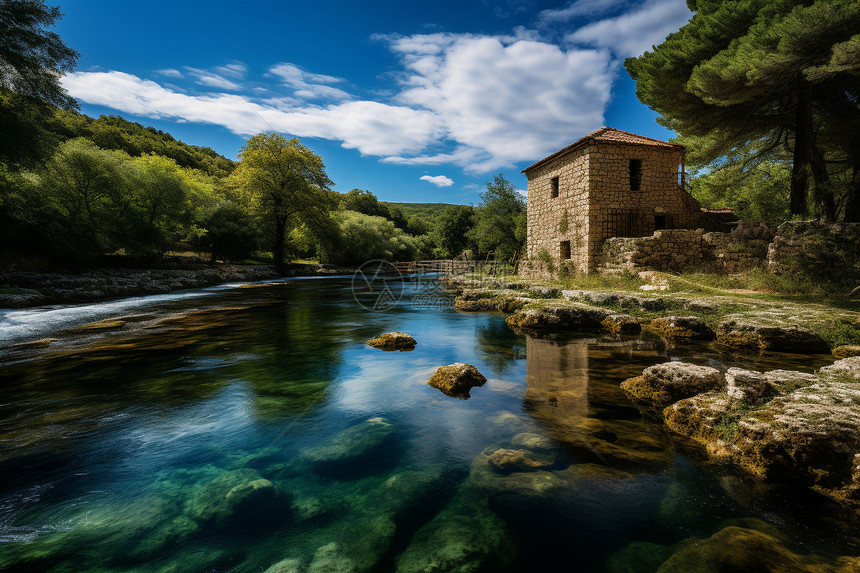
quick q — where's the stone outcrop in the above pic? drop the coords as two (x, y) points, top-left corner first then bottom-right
(648, 316), (715, 342)
(833, 345), (860, 358)
(725, 367), (767, 404)
(716, 319), (830, 354)
(427, 363), (487, 398)
(818, 356), (860, 381)
(601, 314), (642, 334)
(366, 332), (416, 351)
(620, 362), (723, 414)
(505, 304), (612, 332)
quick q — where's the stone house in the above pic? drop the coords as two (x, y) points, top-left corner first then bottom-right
(521, 127), (705, 275)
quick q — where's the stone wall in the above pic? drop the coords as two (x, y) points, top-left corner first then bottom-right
(767, 221), (860, 280)
(601, 222), (775, 275)
(524, 146), (591, 274)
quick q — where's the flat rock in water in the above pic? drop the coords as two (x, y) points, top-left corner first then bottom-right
(621, 362), (723, 414)
(648, 316), (715, 342)
(716, 319), (830, 354)
(366, 331), (416, 351)
(505, 304), (611, 331)
(427, 363), (487, 398)
(601, 314), (642, 334)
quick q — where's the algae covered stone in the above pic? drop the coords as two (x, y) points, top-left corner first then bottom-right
(601, 314), (642, 334)
(366, 332), (416, 351)
(184, 468), (283, 527)
(648, 316), (715, 342)
(395, 488), (514, 573)
(427, 363), (487, 398)
(505, 304), (612, 331)
(716, 319), (830, 354)
(301, 417), (397, 474)
(621, 362), (722, 414)
(833, 345), (860, 358)
(487, 448), (555, 473)
(725, 367), (766, 404)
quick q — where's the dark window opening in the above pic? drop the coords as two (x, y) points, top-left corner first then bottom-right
(629, 159), (642, 191)
(607, 210), (636, 237)
(654, 214), (668, 230)
(550, 176), (559, 198)
(560, 241), (571, 260)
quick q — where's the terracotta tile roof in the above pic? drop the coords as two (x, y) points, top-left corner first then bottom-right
(522, 127), (683, 174)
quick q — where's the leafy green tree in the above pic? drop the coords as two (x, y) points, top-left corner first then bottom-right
(228, 134), (333, 274)
(434, 205), (475, 258)
(626, 0), (860, 221)
(0, 1), (79, 167)
(341, 188), (388, 218)
(386, 204), (408, 230)
(330, 210), (424, 265)
(469, 174), (526, 261)
(198, 200), (257, 262)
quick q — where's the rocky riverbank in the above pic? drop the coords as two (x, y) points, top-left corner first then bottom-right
(0, 260), (354, 308)
(441, 274), (860, 354)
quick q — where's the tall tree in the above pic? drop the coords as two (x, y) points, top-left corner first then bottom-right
(625, 0), (860, 221)
(229, 134), (333, 274)
(0, 0), (79, 166)
(469, 174), (526, 262)
(434, 205), (475, 258)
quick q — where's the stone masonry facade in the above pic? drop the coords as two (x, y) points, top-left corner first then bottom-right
(521, 127), (705, 276)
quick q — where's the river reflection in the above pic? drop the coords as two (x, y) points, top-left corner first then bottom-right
(0, 277), (857, 572)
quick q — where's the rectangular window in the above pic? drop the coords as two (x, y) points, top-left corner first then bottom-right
(607, 210), (636, 238)
(654, 214), (668, 230)
(550, 176), (559, 198)
(560, 241), (571, 260)
(629, 159), (642, 191)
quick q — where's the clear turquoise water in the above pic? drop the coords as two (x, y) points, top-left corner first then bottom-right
(0, 276), (858, 572)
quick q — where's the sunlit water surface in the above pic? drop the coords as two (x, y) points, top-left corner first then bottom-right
(0, 276), (857, 572)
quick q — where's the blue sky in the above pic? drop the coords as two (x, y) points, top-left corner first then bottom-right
(56, 0), (692, 204)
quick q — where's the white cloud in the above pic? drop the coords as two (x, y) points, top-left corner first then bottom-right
(155, 68), (183, 78)
(566, 0), (691, 57)
(184, 67), (243, 90)
(65, 33), (619, 172)
(419, 175), (454, 187)
(62, 71), (440, 156)
(384, 33), (615, 171)
(268, 63), (351, 101)
(539, 0), (629, 23)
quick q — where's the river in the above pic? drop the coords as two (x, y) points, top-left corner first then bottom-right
(0, 275), (856, 572)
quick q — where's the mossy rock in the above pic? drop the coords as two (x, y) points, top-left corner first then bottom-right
(833, 345), (860, 359)
(648, 316), (715, 342)
(601, 314), (642, 335)
(184, 468), (285, 527)
(366, 332), (416, 351)
(427, 363), (487, 398)
(716, 319), (830, 354)
(301, 417), (397, 475)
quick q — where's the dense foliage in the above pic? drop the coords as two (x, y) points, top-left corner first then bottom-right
(626, 0), (860, 222)
(468, 174), (526, 262)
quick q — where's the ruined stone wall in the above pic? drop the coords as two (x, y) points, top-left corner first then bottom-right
(524, 146), (591, 274)
(588, 142), (703, 273)
(601, 222), (775, 275)
(767, 221), (860, 280)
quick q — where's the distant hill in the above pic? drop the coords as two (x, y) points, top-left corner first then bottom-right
(47, 111), (236, 178)
(381, 202), (466, 222)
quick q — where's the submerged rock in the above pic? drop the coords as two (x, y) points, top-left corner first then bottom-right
(184, 468), (284, 527)
(308, 542), (358, 573)
(366, 332), (416, 351)
(301, 417), (397, 474)
(648, 316), (715, 342)
(264, 558), (304, 573)
(487, 448), (555, 473)
(716, 319), (830, 354)
(505, 304), (612, 332)
(395, 488), (514, 573)
(620, 362), (723, 414)
(427, 363), (487, 398)
(657, 521), (860, 572)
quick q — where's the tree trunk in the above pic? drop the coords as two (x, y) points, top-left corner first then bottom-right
(810, 146), (836, 222)
(843, 161), (860, 222)
(791, 81), (812, 216)
(273, 217), (286, 276)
